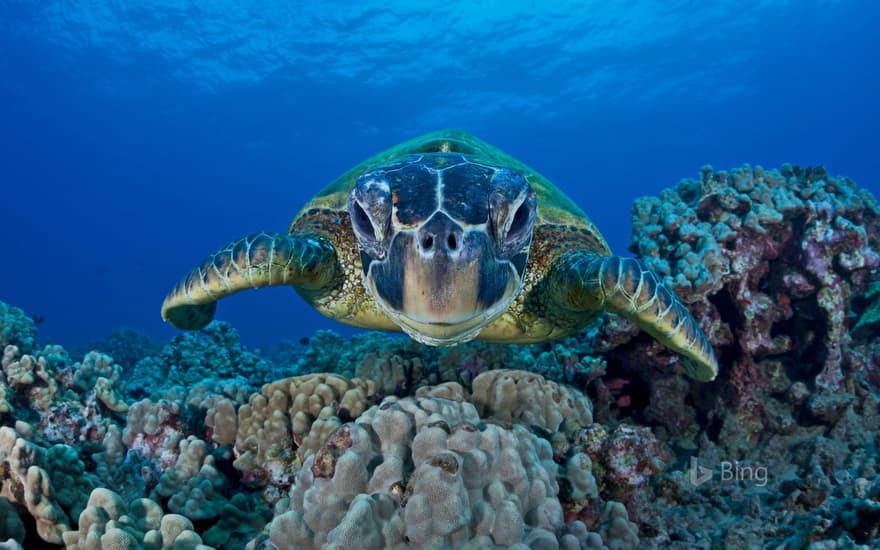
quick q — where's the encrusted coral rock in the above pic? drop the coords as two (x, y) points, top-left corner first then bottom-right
(0, 497), (25, 547)
(597, 501), (640, 550)
(62, 488), (210, 550)
(46, 444), (95, 525)
(1, 346), (56, 410)
(0, 302), (36, 354)
(0, 426), (72, 544)
(204, 397), (238, 446)
(261, 394), (567, 549)
(95, 376), (129, 413)
(123, 399), (184, 462)
(564, 452), (599, 501)
(65, 351), (130, 413)
(354, 350), (426, 396)
(201, 493), (269, 548)
(570, 422), (671, 529)
(152, 437), (227, 521)
(72, 351), (122, 393)
(234, 373), (377, 495)
(852, 280), (880, 338)
(0, 380), (10, 415)
(629, 165), (879, 455)
(470, 369), (593, 434)
(130, 321), (272, 398)
(0, 345), (121, 445)
(1, 347), (35, 389)
(24, 465), (70, 544)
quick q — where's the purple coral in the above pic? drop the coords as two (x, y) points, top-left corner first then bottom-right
(626, 164), (879, 454)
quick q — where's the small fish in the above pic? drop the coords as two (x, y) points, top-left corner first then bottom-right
(299, 337), (310, 346)
(32, 313), (45, 325)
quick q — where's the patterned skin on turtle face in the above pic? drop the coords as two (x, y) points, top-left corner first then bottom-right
(348, 153), (537, 346)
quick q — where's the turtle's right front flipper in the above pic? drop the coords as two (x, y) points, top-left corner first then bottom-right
(161, 231), (339, 330)
(550, 250), (718, 382)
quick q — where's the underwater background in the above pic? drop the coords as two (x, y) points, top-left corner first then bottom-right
(2, 1), (880, 549)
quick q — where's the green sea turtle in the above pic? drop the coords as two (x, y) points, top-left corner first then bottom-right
(161, 130), (717, 381)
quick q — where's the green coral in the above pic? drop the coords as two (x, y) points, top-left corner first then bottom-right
(130, 321), (271, 398)
(853, 280), (880, 338)
(201, 493), (270, 548)
(0, 301), (37, 354)
(46, 444), (97, 524)
(0, 495), (26, 545)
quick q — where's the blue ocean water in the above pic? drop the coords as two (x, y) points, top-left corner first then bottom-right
(1, 0), (877, 350)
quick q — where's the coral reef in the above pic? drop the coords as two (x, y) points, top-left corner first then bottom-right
(75, 328), (162, 376)
(129, 322), (276, 400)
(626, 164), (879, 454)
(469, 368), (593, 434)
(259, 394), (569, 548)
(0, 163), (877, 549)
(233, 373), (378, 499)
(0, 302), (37, 354)
(290, 329), (606, 396)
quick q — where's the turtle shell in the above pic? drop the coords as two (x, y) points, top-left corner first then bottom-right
(290, 129), (610, 256)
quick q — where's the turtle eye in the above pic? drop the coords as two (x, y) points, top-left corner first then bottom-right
(351, 201), (376, 241)
(506, 201), (531, 245)
(489, 168), (535, 254)
(349, 175), (392, 259)
(502, 190), (536, 251)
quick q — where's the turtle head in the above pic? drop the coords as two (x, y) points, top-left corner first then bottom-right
(348, 154), (537, 345)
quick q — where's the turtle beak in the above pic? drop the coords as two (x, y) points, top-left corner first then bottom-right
(365, 212), (522, 345)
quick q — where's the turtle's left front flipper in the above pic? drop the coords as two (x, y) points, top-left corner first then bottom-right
(550, 250), (718, 381)
(161, 231), (339, 330)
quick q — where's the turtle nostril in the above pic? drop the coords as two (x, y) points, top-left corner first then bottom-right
(447, 234), (457, 250)
(422, 236), (434, 250)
